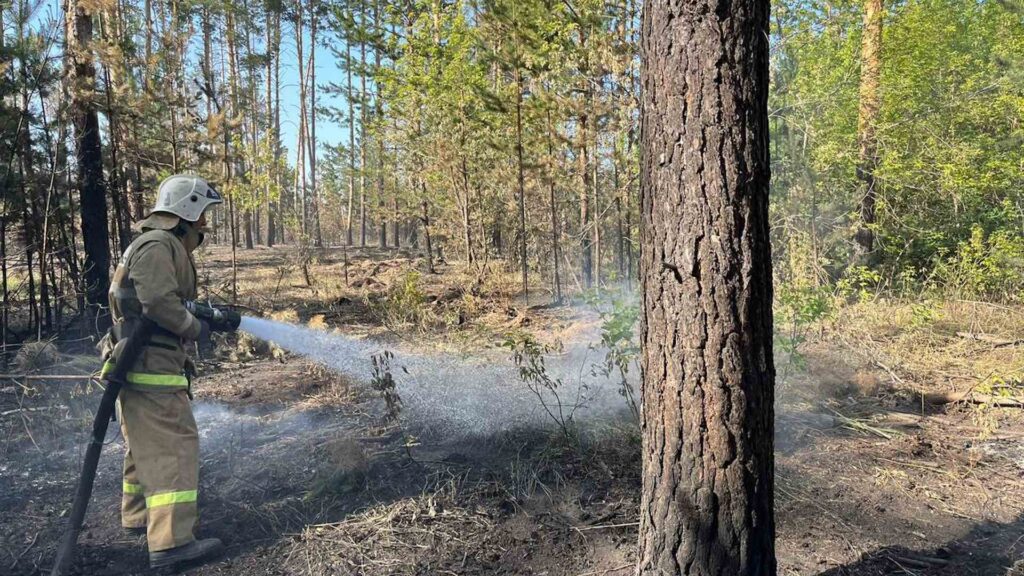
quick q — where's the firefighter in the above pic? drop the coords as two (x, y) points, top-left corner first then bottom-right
(100, 174), (240, 569)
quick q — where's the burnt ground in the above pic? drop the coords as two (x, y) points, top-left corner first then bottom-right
(2, 245), (1024, 576)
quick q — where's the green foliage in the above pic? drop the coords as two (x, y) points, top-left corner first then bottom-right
(370, 350), (403, 424)
(775, 284), (833, 376)
(588, 296), (640, 421)
(369, 270), (432, 329)
(933, 225), (1024, 302)
(503, 331), (580, 439)
(772, 0), (1024, 289)
(836, 266), (882, 303)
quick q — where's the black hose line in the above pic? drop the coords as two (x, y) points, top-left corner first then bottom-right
(50, 318), (157, 576)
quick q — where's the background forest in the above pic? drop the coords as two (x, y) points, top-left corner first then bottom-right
(1, 0), (1023, 345)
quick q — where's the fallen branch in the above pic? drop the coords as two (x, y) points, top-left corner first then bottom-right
(889, 552), (949, 569)
(8, 529), (39, 570)
(572, 522), (639, 532)
(1, 405), (68, 417)
(0, 374), (99, 381)
(576, 564), (632, 576)
(925, 391), (1024, 407)
(956, 332), (1024, 347)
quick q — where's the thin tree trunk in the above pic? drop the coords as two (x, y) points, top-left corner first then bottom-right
(458, 153), (474, 264)
(615, 157), (624, 281)
(98, 10), (131, 252)
(272, 6), (283, 245)
(374, 0), (386, 248)
(358, 0), (368, 248)
(392, 197), (400, 248)
(420, 194), (434, 274)
(637, 1), (775, 574)
(854, 0), (882, 263)
(515, 69), (528, 301)
(295, 0), (308, 237)
(265, 1), (277, 247)
(66, 0), (111, 330)
(17, 29), (43, 335)
(593, 125), (601, 288)
(57, 85), (85, 317)
(547, 109), (562, 305)
(308, 0), (323, 247)
(0, 213), (7, 367)
(346, 30), (356, 246)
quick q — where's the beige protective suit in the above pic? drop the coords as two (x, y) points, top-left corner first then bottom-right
(100, 212), (204, 552)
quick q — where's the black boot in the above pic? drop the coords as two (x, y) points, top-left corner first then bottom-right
(149, 538), (224, 569)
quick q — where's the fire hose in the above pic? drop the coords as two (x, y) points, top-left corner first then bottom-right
(50, 302), (239, 575)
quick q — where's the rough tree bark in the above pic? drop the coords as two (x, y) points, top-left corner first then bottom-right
(66, 0), (111, 329)
(854, 0), (882, 263)
(637, 0), (775, 574)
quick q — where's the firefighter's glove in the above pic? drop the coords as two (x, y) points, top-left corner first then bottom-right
(207, 308), (241, 333)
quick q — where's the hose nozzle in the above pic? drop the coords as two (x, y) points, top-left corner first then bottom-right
(185, 300), (241, 332)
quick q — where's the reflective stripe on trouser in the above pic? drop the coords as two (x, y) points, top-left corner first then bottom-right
(118, 387), (199, 552)
(118, 398), (147, 529)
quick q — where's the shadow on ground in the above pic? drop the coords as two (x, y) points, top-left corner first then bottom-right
(816, 515), (1024, 576)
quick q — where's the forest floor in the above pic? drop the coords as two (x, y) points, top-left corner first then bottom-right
(2, 245), (1024, 576)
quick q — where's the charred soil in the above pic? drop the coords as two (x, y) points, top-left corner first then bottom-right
(2, 247), (1023, 575)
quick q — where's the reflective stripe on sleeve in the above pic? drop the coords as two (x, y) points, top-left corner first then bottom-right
(101, 362), (189, 388)
(123, 482), (144, 495)
(146, 490), (198, 508)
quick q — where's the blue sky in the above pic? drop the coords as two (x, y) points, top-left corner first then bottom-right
(17, 0), (354, 169)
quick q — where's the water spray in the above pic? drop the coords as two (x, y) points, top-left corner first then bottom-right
(232, 316), (636, 438)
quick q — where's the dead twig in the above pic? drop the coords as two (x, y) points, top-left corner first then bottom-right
(576, 564), (632, 576)
(1, 405), (68, 417)
(9, 530), (39, 570)
(572, 522), (639, 532)
(925, 390), (1024, 407)
(955, 331), (1024, 347)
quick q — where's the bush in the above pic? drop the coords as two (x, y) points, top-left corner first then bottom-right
(369, 270), (434, 330)
(775, 284), (833, 378)
(933, 226), (1024, 302)
(591, 297), (640, 422)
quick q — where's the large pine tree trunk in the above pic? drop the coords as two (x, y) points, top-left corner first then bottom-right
(637, 0), (775, 574)
(66, 0), (111, 329)
(854, 0), (882, 262)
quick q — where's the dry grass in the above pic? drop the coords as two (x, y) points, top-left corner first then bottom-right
(288, 472), (496, 576)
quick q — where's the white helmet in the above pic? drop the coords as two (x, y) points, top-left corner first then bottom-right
(151, 174), (224, 222)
